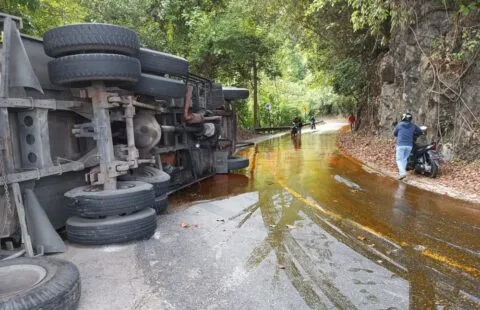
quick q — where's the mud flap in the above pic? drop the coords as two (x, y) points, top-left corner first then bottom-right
(24, 189), (65, 254)
(7, 20), (43, 93)
(215, 150), (229, 174)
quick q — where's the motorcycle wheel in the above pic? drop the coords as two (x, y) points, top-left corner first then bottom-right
(424, 156), (439, 178)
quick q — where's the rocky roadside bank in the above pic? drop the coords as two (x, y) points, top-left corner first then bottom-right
(337, 131), (480, 205)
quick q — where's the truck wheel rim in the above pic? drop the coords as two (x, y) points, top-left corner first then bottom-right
(0, 264), (47, 297)
(84, 185), (103, 192)
(83, 183), (135, 192)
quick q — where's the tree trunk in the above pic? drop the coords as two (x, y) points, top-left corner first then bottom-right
(252, 58), (259, 129)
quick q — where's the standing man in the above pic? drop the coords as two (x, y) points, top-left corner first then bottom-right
(348, 114), (356, 131)
(311, 116), (316, 129)
(393, 112), (422, 180)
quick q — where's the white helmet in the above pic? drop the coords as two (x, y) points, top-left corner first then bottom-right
(401, 112), (412, 122)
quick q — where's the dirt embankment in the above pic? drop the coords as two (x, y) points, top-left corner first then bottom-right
(236, 129), (270, 142)
(337, 130), (480, 204)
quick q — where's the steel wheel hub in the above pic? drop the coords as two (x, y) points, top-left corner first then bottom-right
(0, 264), (47, 297)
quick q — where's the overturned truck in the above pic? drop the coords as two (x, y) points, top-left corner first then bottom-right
(0, 14), (249, 253)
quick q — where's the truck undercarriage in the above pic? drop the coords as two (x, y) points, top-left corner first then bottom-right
(0, 14), (249, 254)
(0, 13), (250, 308)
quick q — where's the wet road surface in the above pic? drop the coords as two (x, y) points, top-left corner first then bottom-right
(165, 123), (480, 309)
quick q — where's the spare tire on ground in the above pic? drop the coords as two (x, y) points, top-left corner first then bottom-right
(227, 156), (249, 170)
(0, 257), (81, 310)
(64, 181), (155, 218)
(133, 74), (186, 98)
(43, 23), (139, 57)
(48, 53), (141, 85)
(66, 207), (157, 245)
(136, 48), (189, 77)
(222, 87), (249, 101)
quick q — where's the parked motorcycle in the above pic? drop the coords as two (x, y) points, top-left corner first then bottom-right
(291, 122), (299, 137)
(406, 126), (443, 178)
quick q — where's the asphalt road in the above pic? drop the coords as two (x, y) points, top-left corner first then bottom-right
(61, 122), (480, 309)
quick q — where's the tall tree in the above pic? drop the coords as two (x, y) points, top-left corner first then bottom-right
(187, 0), (280, 128)
(1, 0), (87, 35)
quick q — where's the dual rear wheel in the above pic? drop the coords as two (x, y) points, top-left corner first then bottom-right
(45, 23), (187, 99)
(64, 166), (170, 245)
(64, 181), (158, 245)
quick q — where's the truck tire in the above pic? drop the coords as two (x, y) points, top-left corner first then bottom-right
(66, 208), (157, 245)
(154, 194), (168, 214)
(119, 166), (171, 196)
(43, 23), (139, 57)
(0, 257), (81, 310)
(65, 181), (155, 218)
(223, 87), (249, 100)
(133, 74), (186, 98)
(228, 156), (249, 170)
(48, 53), (141, 85)
(137, 48), (189, 76)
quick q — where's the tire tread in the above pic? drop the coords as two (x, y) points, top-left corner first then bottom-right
(48, 54), (141, 85)
(0, 258), (81, 310)
(44, 24), (139, 57)
(65, 181), (155, 218)
(137, 48), (189, 76)
(66, 208), (157, 245)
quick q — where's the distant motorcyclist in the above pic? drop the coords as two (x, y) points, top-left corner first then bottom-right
(291, 117), (299, 137)
(293, 117), (303, 134)
(291, 122), (298, 137)
(393, 112), (422, 180)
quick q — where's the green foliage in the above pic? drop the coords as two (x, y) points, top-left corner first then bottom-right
(349, 0), (390, 34)
(1, 0), (87, 36)
(0, 0), (39, 32)
(452, 28), (480, 61)
(235, 100), (253, 128)
(188, 0), (281, 83)
(331, 59), (364, 99)
(278, 45), (307, 81)
(458, 0), (480, 16)
(8, 0), (367, 127)
(429, 4), (480, 64)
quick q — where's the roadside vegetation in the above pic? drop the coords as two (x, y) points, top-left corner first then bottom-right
(2, 0), (366, 129)
(4, 1), (479, 160)
(4, 1), (478, 129)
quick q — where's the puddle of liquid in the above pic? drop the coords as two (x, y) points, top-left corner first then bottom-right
(170, 130), (480, 308)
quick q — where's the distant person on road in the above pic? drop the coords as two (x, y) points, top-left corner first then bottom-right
(393, 112), (422, 180)
(311, 116), (316, 129)
(348, 114), (356, 131)
(293, 117), (303, 134)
